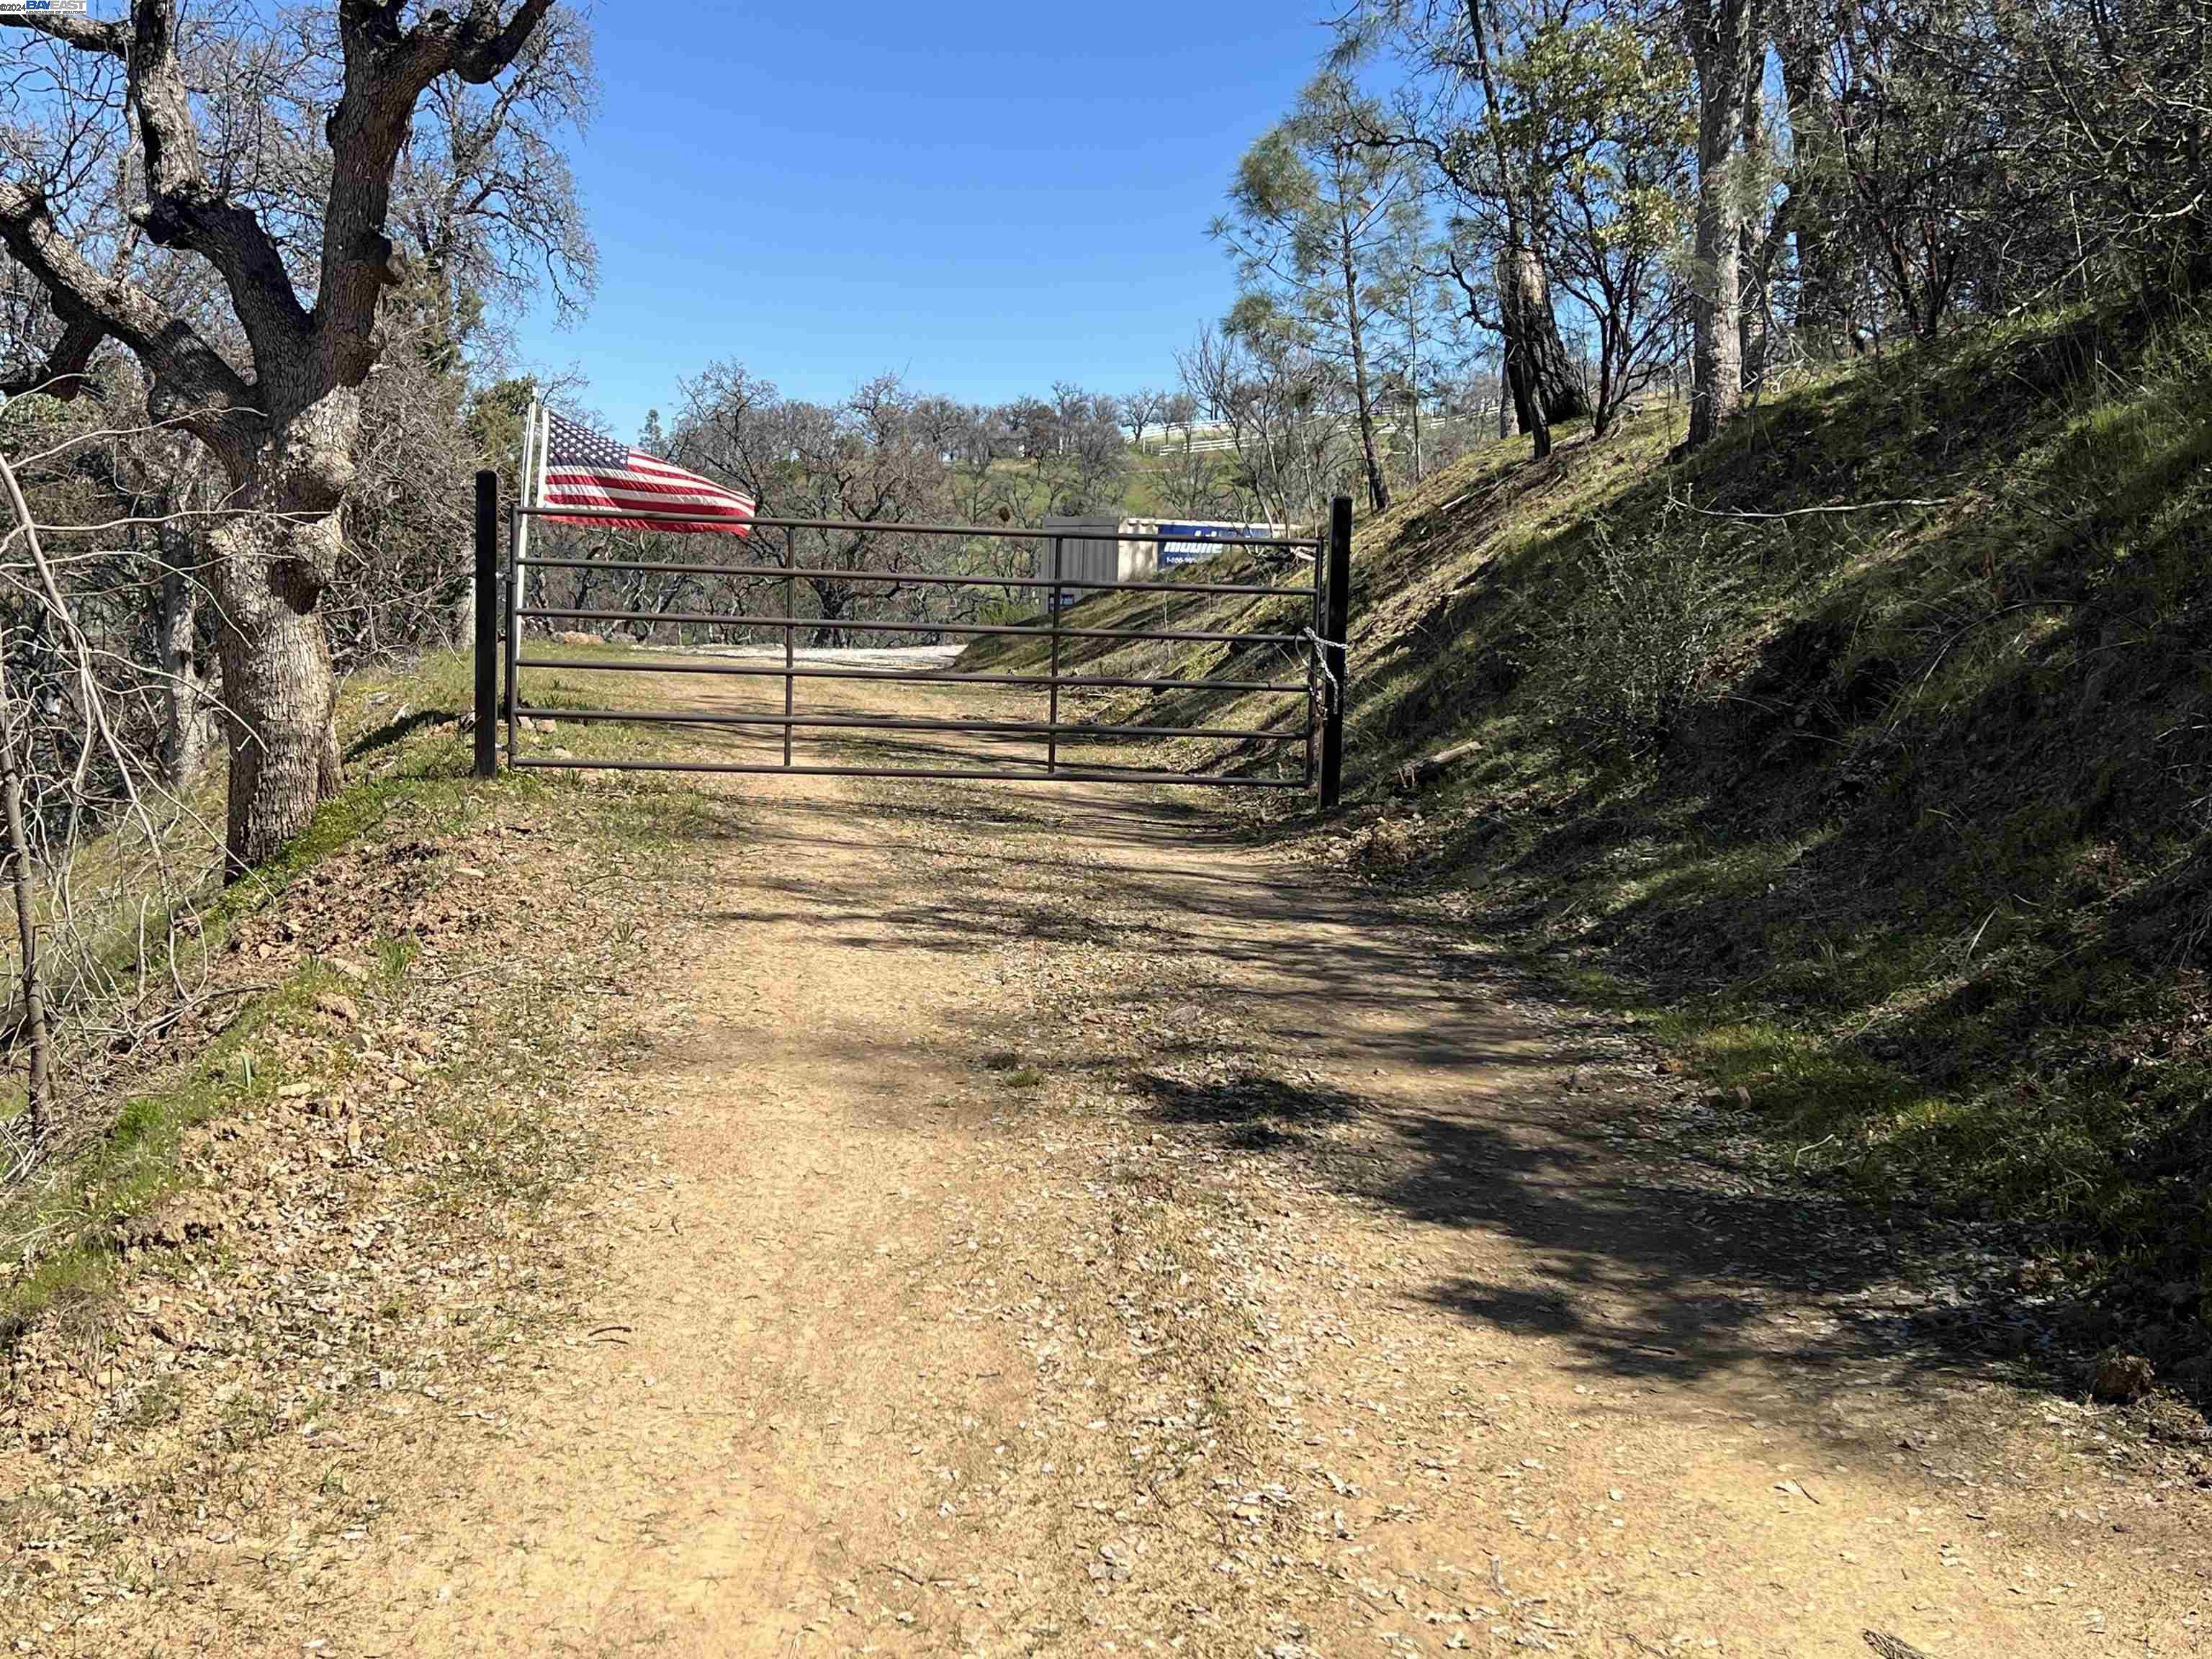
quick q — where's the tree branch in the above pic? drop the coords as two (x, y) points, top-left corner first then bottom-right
(448, 0), (557, 84)
(318, 1), (554, 381)
(0, 13), (128, 56)
(120, 0), (311, 365)
(0, 312), (107, 403)
(0, 180), (253, 444)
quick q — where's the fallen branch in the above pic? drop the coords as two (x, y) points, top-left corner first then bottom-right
(1396, 740), (1483, 792)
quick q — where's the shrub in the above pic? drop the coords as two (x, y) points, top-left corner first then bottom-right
(1550, 513), (1728, 758)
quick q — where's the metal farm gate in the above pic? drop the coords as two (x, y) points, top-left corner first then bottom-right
(469, 474), (1353, 808)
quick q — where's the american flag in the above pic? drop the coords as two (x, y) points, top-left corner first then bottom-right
(539, 410), (755, 536)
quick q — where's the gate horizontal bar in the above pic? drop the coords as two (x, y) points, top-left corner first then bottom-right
(513, 706), (1303, 743)
(511, 756), (1307, 788)
(520, 608), (1305, 646)
(514, 506), (1321, 549)
(523, 556), (1308, 599)
(516, 655), (1312, 695)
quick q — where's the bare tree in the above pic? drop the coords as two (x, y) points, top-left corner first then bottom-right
(394, 6), (597, 354)
(0, 444), (53, 1141)
(946, 404), (1021, 526)
(675, 368), (952, 646)
(1, 1), (571, 873)
(0, 404), (256, 1166)
(1368, 189), (1465, 482)
(1162, 391), (1200, 449)
(1177, 323), (1348, 530)
(1039, 383), (1129, 516)
(1120, 387), (1172, 451)
(1148, 389), (1233, 519)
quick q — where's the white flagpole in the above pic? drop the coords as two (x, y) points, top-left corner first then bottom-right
(506, 398), (542, 761)
(513, 397), (542, 616)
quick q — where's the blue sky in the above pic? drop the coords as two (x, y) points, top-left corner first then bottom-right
(516, 3), (1342, 442)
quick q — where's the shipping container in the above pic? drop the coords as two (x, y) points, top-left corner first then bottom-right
(1036, 517), (1300, 608)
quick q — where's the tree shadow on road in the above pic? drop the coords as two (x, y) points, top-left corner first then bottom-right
(645, 776), (2173, 1429)
(1130, 1069), (1365, 1153)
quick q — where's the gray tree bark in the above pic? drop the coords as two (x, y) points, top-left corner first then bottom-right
(1686, 0), (1761, 449)
(1773, 0), (1845, 351)
(1, 764), (48, 1142)
(200, 387), (362, 860)
(1463, 0), (1552, 459)
(210, 509), (347, 860)
(0, 445), (51, 1139)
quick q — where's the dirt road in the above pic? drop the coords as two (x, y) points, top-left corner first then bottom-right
(30, 665), (2208, 1655)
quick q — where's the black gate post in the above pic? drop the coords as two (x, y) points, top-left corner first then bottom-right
(783, 524), (796, 769)
(472, 469), (498, 779)
(1046, 533), (1064, 775)
(1320, 495), (1352, 811)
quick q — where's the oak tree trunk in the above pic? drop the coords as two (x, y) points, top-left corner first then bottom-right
(1506, 243), (1589, 426)
(1462, 0), (1551, 459)
(1774, 0), (1846, 353)
(0, 445), (51, 1138)
(1737, 70), (1774, 397)
(207, 394), (358, 875)
(210, 511), (342, 873)
(1501, 266), (1545, 449)
(1, 0), (562, 873)
(810, 579), (850, 649)
(1, 762), (48, 1142)
(1689, 171), (1744, 449)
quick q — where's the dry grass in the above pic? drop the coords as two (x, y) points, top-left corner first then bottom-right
(0, 648), (718, 1334)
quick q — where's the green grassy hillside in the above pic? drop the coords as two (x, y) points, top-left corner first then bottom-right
(972, 447), (1225, 522)
(963, 307), (2212, 1377)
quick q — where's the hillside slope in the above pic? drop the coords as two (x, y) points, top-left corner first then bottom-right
(964, 308), (2212, 1379)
